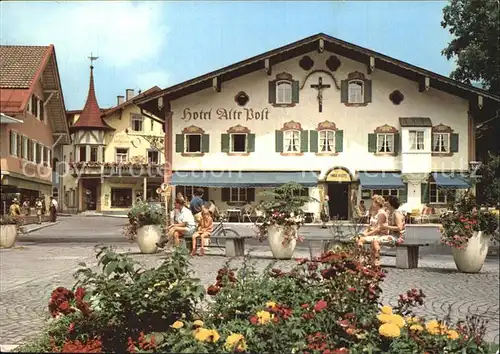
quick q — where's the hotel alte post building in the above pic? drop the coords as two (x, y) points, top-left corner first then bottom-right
(72, 34), (500, 219)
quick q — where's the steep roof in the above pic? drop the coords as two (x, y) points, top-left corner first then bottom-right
(136, 33), (500, 111)
(70, 65), (114, 131)
(0, 45), (51, 88)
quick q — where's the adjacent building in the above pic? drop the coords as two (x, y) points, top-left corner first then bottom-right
(135, 33), (499, 220)
(0, 45), (70, 214)
(62, 63), (163, 214)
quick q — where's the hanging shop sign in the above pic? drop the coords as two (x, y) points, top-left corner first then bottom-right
(326, 168), (352, 182)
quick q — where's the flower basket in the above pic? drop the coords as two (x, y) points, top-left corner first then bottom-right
(440, 191), (499, 273)
(124, 201), (166, 253)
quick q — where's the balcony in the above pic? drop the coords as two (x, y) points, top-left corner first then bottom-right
(69, 162), (165, 178)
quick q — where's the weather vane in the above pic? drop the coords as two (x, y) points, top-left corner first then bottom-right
(88, 52), (99, 68)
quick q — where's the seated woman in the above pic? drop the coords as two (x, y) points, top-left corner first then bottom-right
(191, 206), (213, 256)
(356, 194), (391, 266)
(380, 195), (406, 245)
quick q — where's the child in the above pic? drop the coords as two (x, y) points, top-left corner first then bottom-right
(191, 206), (213, 256)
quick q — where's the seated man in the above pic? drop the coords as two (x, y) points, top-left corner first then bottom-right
(157, 197), (196, 248)
(191, 206), (213, 256)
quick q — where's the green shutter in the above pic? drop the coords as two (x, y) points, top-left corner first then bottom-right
(292, 80), (300, 103)
(268, 81), (276, 104)
(335, 130), (343, 153)
(175, 134), (184, 153)
(300, 130), (309, 152)
(201, 134), (210, 153)
(221, 188), (230, 202)
(247, 188), (255, 202)
(309, 130), (318, 153)
(364, 80), (372, 103)
(399, 183), (408, 204)
(450, 133), (459, 153)
(421, 183), (429, 204)
(368, 133), (377, 153)
(275, 130), (283, 152)
(340, 80), (348, 103)
(393, 133), (400, 155)
(221, 134), (230, 153)
(247, 134), (255, 152)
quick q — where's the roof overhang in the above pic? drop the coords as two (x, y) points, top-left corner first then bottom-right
(135, 33), (500, 114)
(0, 113), (23, 124)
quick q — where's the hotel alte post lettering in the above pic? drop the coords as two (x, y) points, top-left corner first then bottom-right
(181, 107), (270, 122)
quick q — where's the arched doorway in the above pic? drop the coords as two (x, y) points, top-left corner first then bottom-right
(323, 167), (354, 220)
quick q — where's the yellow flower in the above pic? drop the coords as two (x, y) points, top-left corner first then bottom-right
(409, 324), (424, 332)
(377, 313), (393, 323)
(388, 314), (406, 328)
(447, 329), (460, 340)
(265, 301), (277, 308)
(380, 305), (393, 315)
(170, 320), (184, 329)
(425, 320), (448, 335)
(224, 333), (247, 352)
(379, 323), (401, 338)
(406, 316), (421, 325)
(194, 328), (220, 343)
(256, 310), (274, 325)
(193, 320), (204, 327)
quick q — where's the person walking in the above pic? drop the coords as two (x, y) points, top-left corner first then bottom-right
(22, 199), (30, 216)
(9, 198), (21, 217)
(50, 196), (58, 222)
(35, 198), (43, 224)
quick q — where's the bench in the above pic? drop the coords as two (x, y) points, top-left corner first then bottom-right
(184, 232), (252, 257)
(321, 239), (429, 269)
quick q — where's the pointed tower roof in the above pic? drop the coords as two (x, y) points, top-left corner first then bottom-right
(71, 61), (114, 131)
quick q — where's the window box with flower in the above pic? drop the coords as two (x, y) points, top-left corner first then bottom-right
(439, 190), (499, 273)
(255, 182), (314, 259)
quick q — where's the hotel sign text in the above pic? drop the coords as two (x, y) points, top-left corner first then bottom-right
(181, 108), (269, 122)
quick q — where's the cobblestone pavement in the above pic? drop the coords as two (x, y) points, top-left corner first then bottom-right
(0, 217), (498, 348)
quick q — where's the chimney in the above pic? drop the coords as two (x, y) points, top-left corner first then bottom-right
(117, 95), (125, 105)
(126, 89), (135, 101)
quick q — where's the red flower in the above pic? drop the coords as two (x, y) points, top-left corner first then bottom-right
(249, 315), (259, 325)
(347, 287), (356, 292)
(68, 323), (75, 333)
(301, 303), (309, 309)
(207, 285), (220, 296)
(314, 299), (327, 312)
(74, 287), (85, 300)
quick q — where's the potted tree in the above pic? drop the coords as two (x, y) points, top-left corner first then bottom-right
(255, 182), (313, 259)
(124, 201), (166, 254)
(440, 190), (499, 273)
(0, 215), (25, 248)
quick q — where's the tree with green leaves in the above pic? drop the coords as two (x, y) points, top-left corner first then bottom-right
(441, 0), (500, 94)
(478, 152), (500, 206)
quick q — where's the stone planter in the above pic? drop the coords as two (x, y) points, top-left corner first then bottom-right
(136, 225), (161, 254)
(267, 224), (298, 260)
(452, 231), (491, 273)
(0, 224), (18, 248)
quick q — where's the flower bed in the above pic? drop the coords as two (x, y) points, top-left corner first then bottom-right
(19, 245), (498, 353)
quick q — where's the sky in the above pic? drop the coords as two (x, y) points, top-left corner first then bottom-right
(0, 1), (455, 110)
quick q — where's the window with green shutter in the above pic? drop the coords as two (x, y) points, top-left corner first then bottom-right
(300, 130), (309, 152)
(399, 183), (408, 204)
(450, 133), (459, 153)
(341, 72), (372, 106)
(421, 183), (429, 204)
(268, 72), (298, 107)
(246, 134), (256, 152)
(309, 130), (318, 153)
(201, 134), (210, 153)
(221, 134), (230, 153)
(275, 130), (284, 152)
(175, 134), (184, 153)
(368, 133), (377, 152)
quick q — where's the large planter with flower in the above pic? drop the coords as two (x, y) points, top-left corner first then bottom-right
(0, 216), (24, 248)
(440, 191), (499, 273)
(255, 182), (312, 260)
(125, 201), (166, 254)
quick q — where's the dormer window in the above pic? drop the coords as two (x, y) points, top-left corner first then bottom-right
(276, 80), (292, 104)
(348, 80), (364, 103)
(268, 72), (299, 107)
(341, 72), (372, 107)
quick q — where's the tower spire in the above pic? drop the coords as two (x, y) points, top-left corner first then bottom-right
(88, 52), (99, 69)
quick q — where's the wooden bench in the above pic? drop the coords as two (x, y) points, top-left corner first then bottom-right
(321, 239), (429, 269)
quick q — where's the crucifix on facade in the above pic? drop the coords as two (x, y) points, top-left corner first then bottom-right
(310, 76), (331, 112)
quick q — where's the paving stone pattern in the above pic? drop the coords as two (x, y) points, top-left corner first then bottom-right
(0, 217), (498, 347)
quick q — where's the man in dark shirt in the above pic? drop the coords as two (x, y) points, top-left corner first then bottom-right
(190, 188), (205, 224)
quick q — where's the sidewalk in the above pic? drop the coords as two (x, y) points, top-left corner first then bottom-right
(23, 221), (59, 234)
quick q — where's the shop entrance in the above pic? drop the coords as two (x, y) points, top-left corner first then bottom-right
(82, 179), (99, 211)
(324, 167), (353, 220)
(327, 183), (349, 220)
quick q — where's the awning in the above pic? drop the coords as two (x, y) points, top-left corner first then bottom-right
(432, 172), (470, 189)
(171, 171), (319, 187)
(358, 172), (405, 189)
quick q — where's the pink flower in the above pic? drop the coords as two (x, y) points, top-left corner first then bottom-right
(314, 299), (327, 312)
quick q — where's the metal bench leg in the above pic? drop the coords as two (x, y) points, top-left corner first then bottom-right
(225, 238), (245, 257)
(396, 246), (419, 269)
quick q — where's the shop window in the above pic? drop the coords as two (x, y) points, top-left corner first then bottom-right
(230, 187), (248, 203)
(111, 188), (133, 208)
(428, 183), (455, 204)
(372, 189), (399, 198)
(176, 186), (209, 202)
